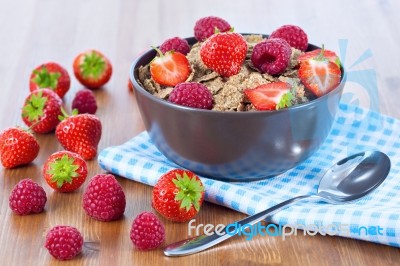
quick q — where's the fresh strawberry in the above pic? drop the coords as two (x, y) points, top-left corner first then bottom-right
(298, 49), (342, 97)
(29, 62), (71, 98)
(200, 32), (247, 77)
(73, 49), (112, 89)
(298, 48), (341, 67)
(55, 109), (102, 160)
(21, 89), (63, 134)
(150, 48), (191, 87)
(152, 169), (205, 222)
(0, 127), (39, 168)
(244, 82), (293, 111)
(43, 151), (88, 192)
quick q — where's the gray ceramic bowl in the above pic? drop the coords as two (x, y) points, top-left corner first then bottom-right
(130, 35), (346, 181)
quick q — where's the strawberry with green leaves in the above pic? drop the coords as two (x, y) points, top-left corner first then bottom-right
(43, 151), (87, 192)
(200, 31), (247, 77)
(298, 47), (342, 97)
(29, 62), (71, 98)
(21, 89), (63, 134)
(55, 109), (102, 160)
(73, 50), (112, 89)
(152, 169), (205, 222)
(150, 48), (191, 87)
(244, 82), (293, 111)
(0, 127), (39, 168)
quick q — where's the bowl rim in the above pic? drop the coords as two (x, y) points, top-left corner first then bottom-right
(130, 34), (347, 116)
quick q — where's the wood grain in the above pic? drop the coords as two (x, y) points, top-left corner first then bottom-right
(0, 0), (399, 265)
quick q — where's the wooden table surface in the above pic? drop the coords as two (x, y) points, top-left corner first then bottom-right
(1, 0), (399, 265)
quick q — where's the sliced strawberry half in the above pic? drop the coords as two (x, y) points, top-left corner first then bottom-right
(298, 49), (342, 97)
(298, 48), (341, 67)
(150, 48), (191, 87)
(244, 82), (293, 111)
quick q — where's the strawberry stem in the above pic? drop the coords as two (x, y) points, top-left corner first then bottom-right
(58, 107), (69, 121)
(152, 46), (165, 57)
(58, 107), (79, 121)
(316, 44), (326, 61)
(26, 119), (42, 131)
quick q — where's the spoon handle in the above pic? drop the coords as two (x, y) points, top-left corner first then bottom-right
(164, 194), (312, 256)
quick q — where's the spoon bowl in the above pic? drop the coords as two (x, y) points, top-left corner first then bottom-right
(164, 151), (391, 256)
(316, 151), (391, 203)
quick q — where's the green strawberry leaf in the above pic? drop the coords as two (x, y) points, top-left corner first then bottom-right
(172, 171), (205, 212)
(32, 66), (61, 89)
(335, 57), (342, 68)
(58, 107), (74, 121)
(47, 154), (80, 188)
(22, 90), (47, 122)
(80, 51), (106, 79)
(276, 92), (293, 110)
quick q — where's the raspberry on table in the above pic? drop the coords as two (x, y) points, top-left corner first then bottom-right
(71, 89), (97, 114)
(130, 212), (165, 250)
(169, 82), (213, 110)
(194, 16), (231, 41)
(82, 174), (126, 222)
(251, 38), (292, 75)
(160, 37), (190, 55)
(269, 25), (308, 51)
(9, 179), (47, 215)
(45, 225), (83, 260)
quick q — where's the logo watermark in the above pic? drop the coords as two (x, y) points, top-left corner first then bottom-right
(188, 219), (385, 241)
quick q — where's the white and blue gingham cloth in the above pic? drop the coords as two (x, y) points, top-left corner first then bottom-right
(98, 103), (400, 248)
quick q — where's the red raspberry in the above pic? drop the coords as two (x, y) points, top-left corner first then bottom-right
(269, 25), (308, 51)
(130, 212), (165, 250)
(251, 38), (292, 75)
(169, 82), (213, 110)
(9, 179), (47, 215)
(82, 174), (126, 221)
(194, 16), (231, 41)
(71, 89), (97, 114)
(160, 37), (190, 55)
(45, 225), (83, 260)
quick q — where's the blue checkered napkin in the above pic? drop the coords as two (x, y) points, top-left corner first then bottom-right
(98, 103), (400, 248)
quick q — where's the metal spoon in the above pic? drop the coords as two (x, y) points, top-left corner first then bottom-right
(164, 151), (391, 256)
